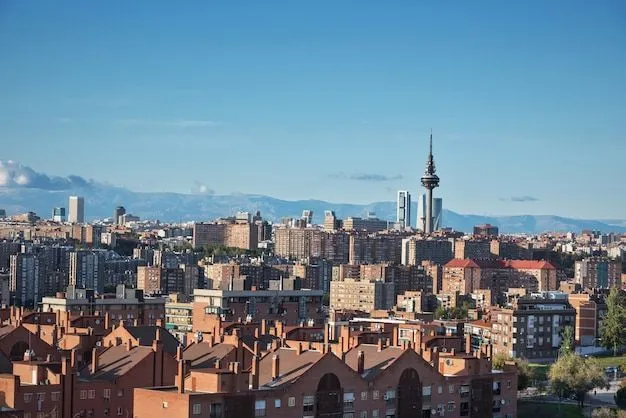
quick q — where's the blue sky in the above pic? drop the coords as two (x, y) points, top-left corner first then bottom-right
(1, 0), (625, 219)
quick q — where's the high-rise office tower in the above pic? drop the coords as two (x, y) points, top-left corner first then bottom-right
(68, 196), (85, 224)
(114, 206), (126, 225)
(433, 198), (443, 231)
(52, 207), (66, 223)
(396, 190), (411, 229)
(417, 193), (426, 231)
(420, 131), (440, 234)
(302, 210), (313, 225)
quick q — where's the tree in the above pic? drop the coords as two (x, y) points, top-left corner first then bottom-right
(560, 325), (575, 356)
(616, 386), (626, 410)
(600, 288), (626, 356)
(491, 354), (533, 390)
(549, 353), (607, 408)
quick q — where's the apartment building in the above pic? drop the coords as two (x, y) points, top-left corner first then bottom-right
(453, 239), (493, 259)
(342, 216), (389, 233)
(134, 335), (517, 418)
(401, 237), (453, 266)
(69, 250), (106, 294)
(575, 257), (622, 289)
(192, 286), (325, 328)
(192, 221), (259, 250)
(567, 293), (598, 346)
(137, 265), (201, 297)
(274, 227), (324, 259)
(488, 292), (576, 359)
(330, 278), (395, 311)
(41, 285), (165, 326)
(9, 253), (44, 307)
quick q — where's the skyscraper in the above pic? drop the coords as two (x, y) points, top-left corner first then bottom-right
(52, 207), (66, 223)
(396, 190), (411, 229)
(420, 131), (440, 234)
(433, 198), (443, 231)
(114, 206), (126, 225)
(68, 196), (85, 224)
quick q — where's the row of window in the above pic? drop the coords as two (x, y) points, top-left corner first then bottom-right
(25, 389), (122, 403)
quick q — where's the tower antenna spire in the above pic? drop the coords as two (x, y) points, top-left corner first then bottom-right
(429, 128), (433, 156)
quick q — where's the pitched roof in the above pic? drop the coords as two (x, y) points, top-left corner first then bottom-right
(257, 347), (324, 388)
(78, 345), (153, 381)
(125, 326), (180, 355)
(183, 342), (236, 369)
(505, 260), (556, 270)
(445, 259), (480, 268)
(344, 344), (405, 380)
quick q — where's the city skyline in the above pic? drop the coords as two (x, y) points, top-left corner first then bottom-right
(1, 1), (625, 219)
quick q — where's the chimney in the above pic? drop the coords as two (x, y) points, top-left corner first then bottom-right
(465, 333), (471, 354)
(377, 337), (384, 352)
(177, 359), (185, 394)
(126, 339), (133, 352)
(296, 342), (302, 355)
(91, 347), (98, 375)
(432, 347), (440, 372)
(133, 319), (139, 326)
(156, 319), (163, 327)
(392, 327), (399, 347)
(155, 327), (161, 341)
(253, 341), (260, 356)
(46, 354), (52, 362)
(261, 319), (267, 335)
(104, 312), (110, 329)
(486, 344), (493, 359)
(250, 355), (260, 389)
(214, 359), (221, 369)
(450, 348), (456, 356)
(357, 350), (365, 375)
(70, 349), (77, 368)
(271, 355), (280, 380)
(176, 345), (183, 361)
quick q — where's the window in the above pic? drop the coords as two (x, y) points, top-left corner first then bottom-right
(274, 399), (281, 408)
(24, 414), (31, 418)
(192, 404), (202, 415)
(438, 385), (443, 394)
(117, 408), (123, 416)
(448, 402), (455, 411)
(303, 396), (315, 414)
(448, 384), (455, 394)
(361, 391), (368, 401)
(37, 393), (45, 401)
(80, 390), (87, 400)
(254, 400), (266, 417)
(24, 393), (33, 403)
(506, 380), (511, 389)
(88, 390), (96, 399)
(422, 386), (432, 402)
(37, 413), (45, 418)
(344, 393), (355, 411)
(51, 392), (60, 401)
(288, 397), (296, 407)
(360, 412), (368, 418)
(104, 408), (110, 416)
(343, 414), (354, 418)
(460, 402), (469, 417)
(372, 410), (379, 418)
(117, 389), (124, 397)
(103, 389), (111, 399)
(51, 411), (58, 418)
(162, 402), (168, 409)
(372, 390), (380, 400)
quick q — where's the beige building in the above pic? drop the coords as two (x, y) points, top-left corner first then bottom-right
(329, 278), (395, 311)
(575, 257), (621, 289)
(274, 227), (324, 259)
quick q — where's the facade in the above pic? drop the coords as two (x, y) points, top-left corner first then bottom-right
(165, 298), (193, 344)
(134, 338), (517, 418)
(343, 217), (389, 233)
(567, 293), (598, 346)
(574, 257), (622, 289)
(396, 190), (411, 229)
(68, 196), (85, 224)
(401, 238), (453, 266)
(192, 221), (259, 250)
(69, 250), (106, 294)
(432, 198), (443, 231)
(9, 253), (44, 307)
(114, 206), (126, 225)
(193, 287), (325, 327)
(52, 207), (66, 223)
(330, 278), (395, 311)
(453, 240), (493, 260)
(274, 227), (324, 259)
(473, 224), (499, 237)
(489, 292), (576, 359)
(41, 285), (166, 326)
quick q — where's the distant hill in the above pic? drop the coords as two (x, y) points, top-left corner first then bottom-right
(1, 185), (624, 234)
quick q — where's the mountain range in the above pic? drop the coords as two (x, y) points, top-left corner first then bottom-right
(1, 184), (625, 234)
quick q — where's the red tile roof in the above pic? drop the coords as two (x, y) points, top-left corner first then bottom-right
(445, 259), (480, 268)
(505, 260), (556, 270)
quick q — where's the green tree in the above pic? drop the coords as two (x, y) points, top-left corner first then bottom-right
(560, 325), (575, 356)
(549, 353), (607, 408)
(600, 288), (626, 355)
(491, 354), (533, 390)
(615, 386), (626, 410)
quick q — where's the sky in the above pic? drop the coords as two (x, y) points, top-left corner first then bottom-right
(0, 0), (625, 219)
